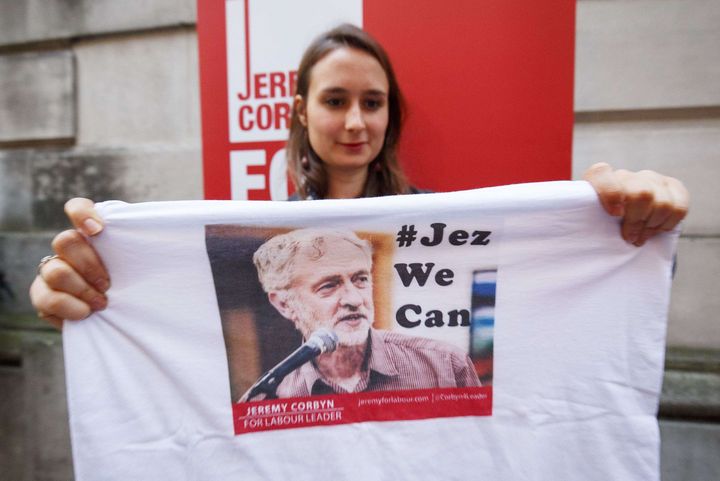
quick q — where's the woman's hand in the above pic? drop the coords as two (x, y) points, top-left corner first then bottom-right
(583, 162), (690, 246)
(29, 198), (110, 329)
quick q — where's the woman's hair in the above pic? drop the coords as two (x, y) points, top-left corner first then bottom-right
(286, 23), (410, 199)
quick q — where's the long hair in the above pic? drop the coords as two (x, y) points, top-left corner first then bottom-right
(286, 24), (410, 199)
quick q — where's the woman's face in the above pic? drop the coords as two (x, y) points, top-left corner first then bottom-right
(296, 47), (390, 175)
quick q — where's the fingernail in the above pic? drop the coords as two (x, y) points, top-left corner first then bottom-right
(83, 218), (103, 236)
(95, 278), (110, 293)
(90, 296), (107, 311)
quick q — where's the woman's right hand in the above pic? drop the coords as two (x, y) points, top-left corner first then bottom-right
(29, 198), (110, 329)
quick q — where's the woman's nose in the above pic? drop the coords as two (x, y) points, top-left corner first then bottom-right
(345, 104), (365, 131)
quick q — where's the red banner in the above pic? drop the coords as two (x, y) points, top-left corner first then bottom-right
(198, 0), (574, 199)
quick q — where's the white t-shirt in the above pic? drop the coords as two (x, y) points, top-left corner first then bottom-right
(64, 181), (678, 480)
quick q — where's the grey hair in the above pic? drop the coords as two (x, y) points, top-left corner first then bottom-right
(253, 228), (373, 292)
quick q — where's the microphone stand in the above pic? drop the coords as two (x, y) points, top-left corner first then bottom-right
(244, 356), (304, 401)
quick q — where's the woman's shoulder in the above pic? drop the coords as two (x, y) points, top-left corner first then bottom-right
(408, 186), (433, 195)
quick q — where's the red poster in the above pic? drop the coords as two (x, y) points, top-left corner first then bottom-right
(198, 0), (574, 200)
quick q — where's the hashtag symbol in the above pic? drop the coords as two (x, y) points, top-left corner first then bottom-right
(396, 225), (418, 247)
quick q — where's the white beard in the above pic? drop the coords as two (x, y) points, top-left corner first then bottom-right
(336, 324), (371, 347)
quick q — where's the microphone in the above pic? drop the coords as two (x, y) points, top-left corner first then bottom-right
(241, 328), (339, 402)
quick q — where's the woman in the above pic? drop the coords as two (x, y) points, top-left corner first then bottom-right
(29, 24), (689, 328)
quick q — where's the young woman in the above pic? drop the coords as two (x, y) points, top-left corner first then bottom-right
(29, 24), (689, 327)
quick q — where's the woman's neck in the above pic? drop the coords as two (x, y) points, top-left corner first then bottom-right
(325, 167), (368, 199)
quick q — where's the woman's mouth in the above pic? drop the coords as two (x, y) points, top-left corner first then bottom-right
(339, 142), (366, 152)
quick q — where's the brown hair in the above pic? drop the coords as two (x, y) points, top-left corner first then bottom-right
(286, 24), (410, 199)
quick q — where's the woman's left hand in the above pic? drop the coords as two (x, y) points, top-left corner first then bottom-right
(583, 162), (690, 246)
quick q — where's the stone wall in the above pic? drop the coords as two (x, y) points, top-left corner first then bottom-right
(0, 0), (717, 479)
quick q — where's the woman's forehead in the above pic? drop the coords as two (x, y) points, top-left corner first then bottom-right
(308, 47), (389, 93)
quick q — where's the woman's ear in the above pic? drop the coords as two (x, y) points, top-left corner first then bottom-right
(294, 95), (307, 127)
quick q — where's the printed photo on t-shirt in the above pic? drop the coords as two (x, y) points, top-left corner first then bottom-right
(205, 224), (497, 434)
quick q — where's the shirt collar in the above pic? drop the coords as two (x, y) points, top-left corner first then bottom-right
(301, 328), (401, 395)
(298, 355), (324, 395)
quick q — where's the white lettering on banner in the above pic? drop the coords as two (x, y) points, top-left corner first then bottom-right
(290, 399), (335, 412)
(230, 149), (289, 200)
(269, 149), (288, 201)
(237, 101), (293, 131)
(230, 150), (265, 200)
(245, 403), (288, 416)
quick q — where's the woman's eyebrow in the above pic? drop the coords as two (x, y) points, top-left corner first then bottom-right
(320, 87), (349, 95)
(320, 87), (387, 96)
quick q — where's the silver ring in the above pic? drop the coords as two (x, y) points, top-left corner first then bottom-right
(37, 254), (59, 275)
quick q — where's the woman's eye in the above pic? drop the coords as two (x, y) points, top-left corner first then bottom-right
(364, 99), (382, 110)
(325, 98), (344, 107)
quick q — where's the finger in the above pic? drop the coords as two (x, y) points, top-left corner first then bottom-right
(39, 257), (108, 311)
(633, 175), (673, 246)
(29, 276), (92, 321)
(64, 198), (104, 236)
(636, 174), (690, 245)
(644, 176), (674, 230)
(613, 170), (656, 244)
(38, 311), (64, 330)
(51, 230), (110, 293)
(583, 162), (625, 216)
(658, 176), (690, 231)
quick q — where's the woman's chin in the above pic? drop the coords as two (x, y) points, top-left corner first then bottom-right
(325, 153), (376, 172)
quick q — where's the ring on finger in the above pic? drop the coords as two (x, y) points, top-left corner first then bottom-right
(37, 255), (59, 275)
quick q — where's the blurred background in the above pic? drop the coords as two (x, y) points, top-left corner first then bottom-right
(0, 1), (718, 479)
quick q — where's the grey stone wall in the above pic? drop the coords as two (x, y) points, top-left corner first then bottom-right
(0, 0), (717, 479)
(0, 50), (75, 144)
(0, 1), (203, 315)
